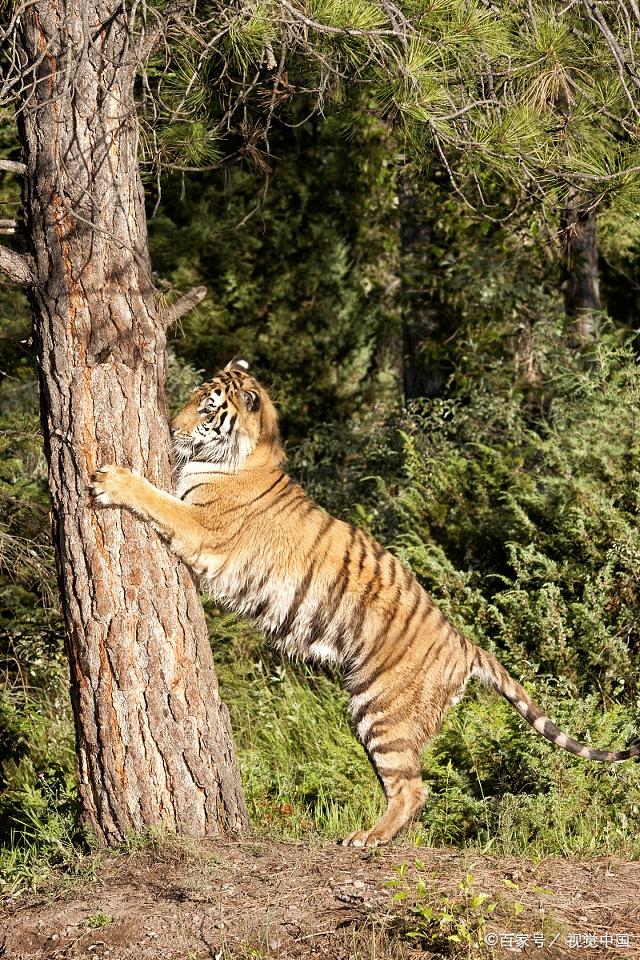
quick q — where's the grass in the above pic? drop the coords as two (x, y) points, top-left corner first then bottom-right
(0, 684), (83, 896)
(1, 609), (639, 897)
(387, 865), (499, 957)
(85, 912), (113, 928)
(212, 613), (384, 842)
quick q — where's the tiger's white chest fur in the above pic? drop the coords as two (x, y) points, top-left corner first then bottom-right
(200, 546), (344, 665)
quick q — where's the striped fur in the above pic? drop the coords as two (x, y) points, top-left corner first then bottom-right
(90, 357), (640, 847)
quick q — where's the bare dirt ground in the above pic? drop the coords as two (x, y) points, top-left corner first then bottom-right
(1, 840), (639, 960)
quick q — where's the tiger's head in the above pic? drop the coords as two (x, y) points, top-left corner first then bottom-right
(171, 357), (284, 471)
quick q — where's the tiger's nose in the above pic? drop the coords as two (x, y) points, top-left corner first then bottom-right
(171, 408), (194, 434)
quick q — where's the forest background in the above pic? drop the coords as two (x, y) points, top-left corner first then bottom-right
(1, 0), (640, 893)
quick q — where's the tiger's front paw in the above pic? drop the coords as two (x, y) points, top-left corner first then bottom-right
(89, 464), (134, 508)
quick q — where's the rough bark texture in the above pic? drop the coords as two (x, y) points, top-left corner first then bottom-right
(562, 193), (601, 345)
(15, 0), (249, 845)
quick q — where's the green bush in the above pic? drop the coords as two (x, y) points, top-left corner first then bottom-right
(387, 333), (640, 696)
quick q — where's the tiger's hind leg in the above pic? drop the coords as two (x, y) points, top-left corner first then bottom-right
(342, 682), (455, 848)
(341, 734), (426, 848)
(342, 690), (429, 847)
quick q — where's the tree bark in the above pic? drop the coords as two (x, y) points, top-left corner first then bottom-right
(561, 193), (601, 345)
(15, 0), (248, 845)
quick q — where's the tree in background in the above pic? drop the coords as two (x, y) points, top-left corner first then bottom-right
(149, 111), (401, 440)
(146, 1), (639, 390)
(561, 195), (601, 344)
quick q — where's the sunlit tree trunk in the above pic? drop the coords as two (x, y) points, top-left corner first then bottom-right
(11, 0), (248, 845)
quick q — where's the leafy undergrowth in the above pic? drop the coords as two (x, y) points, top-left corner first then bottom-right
(2, 838), (639, 959)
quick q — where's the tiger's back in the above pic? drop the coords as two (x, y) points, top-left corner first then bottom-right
(91, 357), (640, 848)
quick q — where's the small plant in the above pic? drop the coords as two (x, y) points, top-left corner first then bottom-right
(84, 912), (112, 929)
(388, 862), (496, 957)
(118, 827), (164, 855)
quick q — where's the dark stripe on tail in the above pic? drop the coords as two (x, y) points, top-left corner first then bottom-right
(471, 648), (640, 762)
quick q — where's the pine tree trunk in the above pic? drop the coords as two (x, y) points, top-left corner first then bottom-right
(398, 178), (448, 401)
(562, 193), (601, 345)
(15, 0), (248, 845)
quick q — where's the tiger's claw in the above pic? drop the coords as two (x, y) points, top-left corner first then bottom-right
(89, 464), (132, 507)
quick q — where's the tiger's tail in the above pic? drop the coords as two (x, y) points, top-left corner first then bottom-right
(470, 647), (640, 762)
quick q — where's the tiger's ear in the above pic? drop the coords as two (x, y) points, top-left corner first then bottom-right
(225, 356), (250, 372)
(240, 389), (260, 412)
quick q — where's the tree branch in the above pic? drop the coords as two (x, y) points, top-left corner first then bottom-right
(0, 244), (35, 285)
(0, 159), (26, 174)
(137, 0), (197, 62)
(162, 285), (207, 325)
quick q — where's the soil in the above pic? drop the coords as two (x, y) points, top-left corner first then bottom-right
(1, 840), (639, 960)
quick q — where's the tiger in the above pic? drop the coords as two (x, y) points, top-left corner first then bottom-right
(90, 356), (640, 848)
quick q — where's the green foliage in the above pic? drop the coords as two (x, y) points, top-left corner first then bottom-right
(384, 336), (640, 694)
(416, 684), (640, 857)
(85, 912), (113, 928)
(388, 865), (496, 957)
(150, 112), (401, 443)
(142, 0), (640, 209)
(0, 280), (78, 895)
(0, 687), (81, 895)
